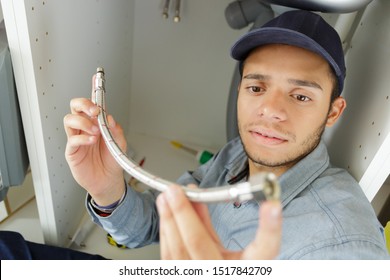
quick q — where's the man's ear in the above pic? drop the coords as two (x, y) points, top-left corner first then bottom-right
(326, 96), (347, 127)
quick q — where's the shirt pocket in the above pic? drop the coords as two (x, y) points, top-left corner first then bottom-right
(224, 204), (259, 251)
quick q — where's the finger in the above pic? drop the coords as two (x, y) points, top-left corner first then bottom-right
(192, 202), (218, 240)
(186, 185), (217, 240)
(191, 201), (229, 256)
(156, 193), (190, 259)
(158, 223), (171, 259)
(191, 202), (222, 246)
(242, 201), (282, 260)
(164, 185), (222, 259)
(186, 184), (221, 244)
(157, 194), (170, 259)
(63, 113), (100, 138)
(65, 134), (97, 156)
(70, 97), (100, 116)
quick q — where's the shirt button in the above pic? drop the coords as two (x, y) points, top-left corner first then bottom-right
(233, 202), (241, 208)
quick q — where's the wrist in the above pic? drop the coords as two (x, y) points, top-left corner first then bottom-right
(91, 187), (126, 213)
(90, 186), (127, 216)
(91, 178), (126, 206)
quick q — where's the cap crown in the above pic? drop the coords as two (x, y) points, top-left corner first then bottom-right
(231, 10), (346, 93)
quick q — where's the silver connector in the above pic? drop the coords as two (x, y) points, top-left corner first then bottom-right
(95, 67), (105, 90)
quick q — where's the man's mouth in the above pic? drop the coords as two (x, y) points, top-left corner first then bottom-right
(250, 129), (287, 145)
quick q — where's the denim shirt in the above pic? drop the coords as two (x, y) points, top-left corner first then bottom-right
(87, 137), (389, 259)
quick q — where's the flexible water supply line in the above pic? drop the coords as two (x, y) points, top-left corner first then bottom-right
(93, 67), (280, 203)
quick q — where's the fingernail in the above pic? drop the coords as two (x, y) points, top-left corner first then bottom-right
(107, 116), (116, 128)
(109, 117), (116, 128)
(269, 203), (282, 227)
(156, 194), (167, 214)
(166, 185), (181, 201)
(89, 106), (99, 116)
(271, 203), (281, 217)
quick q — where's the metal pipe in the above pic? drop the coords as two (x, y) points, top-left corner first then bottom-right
(174, 0), (181, 22)
(93, 67), (280, 203)
(261, 0), (374, 13)
(162, 0), (170, 19)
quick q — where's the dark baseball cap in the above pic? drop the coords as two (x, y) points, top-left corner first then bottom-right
(231, 10), (346, 94)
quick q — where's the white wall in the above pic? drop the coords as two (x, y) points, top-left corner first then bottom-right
(1, 0), (135, 246)
(324, 0), (390, 203)
(128, 0), (248, 150)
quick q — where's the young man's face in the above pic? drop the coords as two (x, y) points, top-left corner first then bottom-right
(237, 44), (346, 176)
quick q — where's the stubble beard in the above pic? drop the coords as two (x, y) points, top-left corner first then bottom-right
(238, 119), (327, 170)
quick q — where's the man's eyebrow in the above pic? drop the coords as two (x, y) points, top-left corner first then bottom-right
(242, 74), (323, 91)
(242, 73), (270, 81)
(288, 78), (323, 90)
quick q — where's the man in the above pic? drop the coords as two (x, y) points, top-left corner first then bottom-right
(2, 10), (386, 260)
(63, 10), (389, 259)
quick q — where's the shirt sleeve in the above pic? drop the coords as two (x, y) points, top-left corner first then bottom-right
(86, 184), (159, 248)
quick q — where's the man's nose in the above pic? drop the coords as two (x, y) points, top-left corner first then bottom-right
(256, 90), (287, 122)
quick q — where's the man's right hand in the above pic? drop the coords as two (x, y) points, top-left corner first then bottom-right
(63, 77), (127, 206)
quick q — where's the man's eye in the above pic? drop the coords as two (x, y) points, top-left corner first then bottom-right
(248, 86), (262, 93)
(295, 95), (311, 102)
